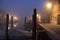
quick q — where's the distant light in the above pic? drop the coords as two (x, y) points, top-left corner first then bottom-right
(8, 27), (10, 29)
(37, 14), (39, 17)
(36, 14), (41, 22)
(14, 16), (18, 20)
(13, 24), (17, 27)
(9, 15), (19, 20)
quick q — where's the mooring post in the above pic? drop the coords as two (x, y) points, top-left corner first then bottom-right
(6, 14), (9, 40)
(11, 16), (13, 28)
(24, 16), (26, 30)
(32, 9), (37, 40)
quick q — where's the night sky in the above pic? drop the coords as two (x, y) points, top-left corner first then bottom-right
(0, 0), (48, 18)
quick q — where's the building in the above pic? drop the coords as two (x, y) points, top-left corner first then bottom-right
(49, 0), (60, 25)
(41, 0), (60, 24)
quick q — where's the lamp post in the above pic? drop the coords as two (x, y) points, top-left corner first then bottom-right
(46, 2), (52, 23)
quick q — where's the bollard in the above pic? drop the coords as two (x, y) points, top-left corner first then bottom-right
(32, 9), (37, 40)
(11, 16), (13, 28)
(6, 14), (9, 40)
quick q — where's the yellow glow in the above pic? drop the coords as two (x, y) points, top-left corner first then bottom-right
(36, 14), (41, 22)
(46, 3), (52, 9)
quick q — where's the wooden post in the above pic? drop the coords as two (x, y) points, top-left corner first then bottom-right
(24, 16), (26, 30)
(11, 16), (13, 28)
(32, 9), (37, 40)
(6, 14), (9, 40)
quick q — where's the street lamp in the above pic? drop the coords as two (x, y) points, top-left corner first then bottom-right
(46, 2), (52, 9)
(8, 27), (11, 29)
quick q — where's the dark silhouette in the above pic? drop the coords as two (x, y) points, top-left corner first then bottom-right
(6, 14), (9, 40)
(24, 16), (27, 30)
(11, 16), (13, 28)
(32, 9), (37, 40)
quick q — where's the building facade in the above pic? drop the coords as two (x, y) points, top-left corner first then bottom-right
(50, 0), (60, 25)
